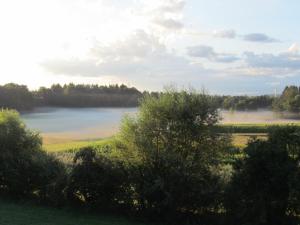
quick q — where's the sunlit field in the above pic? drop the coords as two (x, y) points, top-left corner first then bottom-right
(43, 137), (115, 152)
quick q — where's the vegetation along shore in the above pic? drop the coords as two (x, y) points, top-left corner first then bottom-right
(1, 90), (300, 225)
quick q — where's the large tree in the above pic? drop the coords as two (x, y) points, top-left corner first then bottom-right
(118, 89), (230, 218)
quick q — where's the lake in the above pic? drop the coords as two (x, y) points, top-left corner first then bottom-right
(21, 107), (300, 143)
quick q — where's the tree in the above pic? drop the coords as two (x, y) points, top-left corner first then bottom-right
(118, 89), (230, 219)
(274, 86), (300, 112)
(0, 83), (34, 110)
(0, 110), (65, 199)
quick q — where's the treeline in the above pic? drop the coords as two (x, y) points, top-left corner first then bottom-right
(2, 83), (300, 113)
(1, 91), (300, 225)
(273, 86), (300, 112)
(0, 83), (142, 110)
(215, 95), (274, 110)
(34, 83), (142, 107)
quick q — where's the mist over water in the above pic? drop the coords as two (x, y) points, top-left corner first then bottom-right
(21, 107), (300, 141)
(221, 110), (300, 124)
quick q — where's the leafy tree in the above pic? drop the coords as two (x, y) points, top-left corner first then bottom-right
(0, 83), (34, 110)
(118, 89), (230, 219)
(0, 110), (65, 199)
(273, 86), (300, 112)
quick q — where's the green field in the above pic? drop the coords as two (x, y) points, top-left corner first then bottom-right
(43, 124), (300, 152)
(217, 122), (300, 133)
(44, 137), (115, 152)
(0, 200), (149, 225)
(42, 123), (300, 152)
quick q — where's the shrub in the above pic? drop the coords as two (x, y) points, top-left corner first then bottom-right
(225, 139), (295, 225)
(67, 147), (130, 210)
(267, 126), (300, 216)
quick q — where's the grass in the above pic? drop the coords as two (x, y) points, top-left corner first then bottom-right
(44, 138), (115, 152)
(217, 123), (300, 133)
(232, 134), (267, 148)
(42, 123), (300, 152)
(0, 200), (149, 225)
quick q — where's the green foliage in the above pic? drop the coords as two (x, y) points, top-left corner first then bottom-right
(273, 86), (300, 112)
(34, 83), (142, 107)
(0, 83), (34, 110)
(0, 110), (65, 201)
(225, 139), (294, 225)
(216, 123), (300, 133)
(225, 126), (300, 224)
(216, 95), (274, 111)
(267, 126), (300, 215)
(118, 90), (230, 219)
(67, 147), (130, 210)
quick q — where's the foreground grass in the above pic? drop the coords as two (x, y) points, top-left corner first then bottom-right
(0, 200), (148, 225)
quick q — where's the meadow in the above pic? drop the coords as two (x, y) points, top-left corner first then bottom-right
(43, 123), (300, 152)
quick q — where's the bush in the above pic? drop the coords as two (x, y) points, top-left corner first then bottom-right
(225, 139), (295, 225)
(267, 126), (300, 216)
(67, 147), (130, 210)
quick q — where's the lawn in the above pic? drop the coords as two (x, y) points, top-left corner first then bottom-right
(0, 200), (149, 225)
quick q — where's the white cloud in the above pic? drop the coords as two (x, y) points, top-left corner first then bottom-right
(153, 18), (184, 30)
(243, 33), (279, 43)
(187, 45), (239, 63)
(288, 43), (300, 54)
(158, 0), (186, 13)
(213, 29), (236, 39)
(41, 30), (213, 88)
(143, 0), (186, 31)
(244, 51), (300, 69)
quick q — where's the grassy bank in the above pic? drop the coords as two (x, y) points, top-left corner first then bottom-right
(0, 200), (149, 225)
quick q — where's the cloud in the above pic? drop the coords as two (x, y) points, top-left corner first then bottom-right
(213, 29), (236, 39)
(147, 0), (185, 31)
(243, 33), (279, 43)
(153, 18), (184, 30)
(41, 30), (212, 83)
(187, 45), (239, 63)
(288, 43), (300, 54)
(158, 0), (186, 13)
(244, 51), (300, 69)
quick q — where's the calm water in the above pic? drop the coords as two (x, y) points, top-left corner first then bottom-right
(21, 107), (300, 141)
(21, 107), (137, 141)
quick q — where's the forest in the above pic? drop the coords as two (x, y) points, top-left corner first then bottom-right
(1, 83), (300, 113)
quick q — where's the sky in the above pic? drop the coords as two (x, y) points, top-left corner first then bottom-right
(0, 0), (300, 95)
